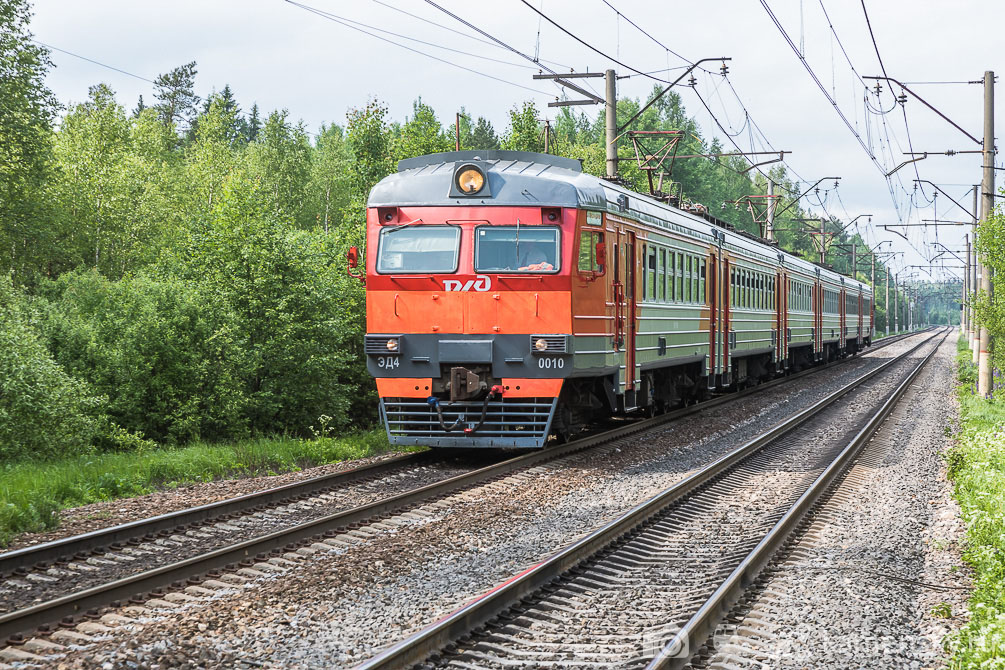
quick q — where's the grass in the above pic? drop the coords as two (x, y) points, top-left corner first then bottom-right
(945, 335), (1005, 668)
(0, 429), (410, 547)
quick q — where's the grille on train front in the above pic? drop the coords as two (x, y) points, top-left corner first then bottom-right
(380, 397), (557, 448)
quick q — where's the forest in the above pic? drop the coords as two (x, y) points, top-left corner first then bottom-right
(2, 0), (914, 464)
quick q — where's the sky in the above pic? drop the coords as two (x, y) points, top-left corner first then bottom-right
(28, 0), (1004, 285)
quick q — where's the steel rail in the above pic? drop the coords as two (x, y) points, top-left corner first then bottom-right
(0, 330), (921, 641)
(648, 328), (949, 668)
(1, 330), (915, 578)
(354, 328), (943, 670)
(0, 450), (447, 576)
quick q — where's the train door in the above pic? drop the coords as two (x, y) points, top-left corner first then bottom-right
(858, 292), (864, 345)
(839, 286), (846, 352)
(625, 231), (638, 399)
(722, 257), (731, 383)
(814, 280), (823, 360)
(775, 270), (785, 369)
(782, 273), (790, 366)
(612, 228), (637, 406)
(708, 251), (718, 385)
(613, 238), (624, 353)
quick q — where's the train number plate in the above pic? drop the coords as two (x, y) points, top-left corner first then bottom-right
(377, 356), (400, 369)
(537, 357), (565, 370)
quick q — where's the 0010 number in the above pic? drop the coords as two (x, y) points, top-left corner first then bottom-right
(377, 356), (400, 369)
(537, 357), (565, 369)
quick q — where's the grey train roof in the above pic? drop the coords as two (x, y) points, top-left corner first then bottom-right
(368, 151), (870, 294)
(368, 150), (607, 210)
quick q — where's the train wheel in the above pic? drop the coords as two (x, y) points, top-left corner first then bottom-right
(551, 400), (574, 444)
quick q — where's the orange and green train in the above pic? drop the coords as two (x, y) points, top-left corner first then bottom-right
(352, 151), (873, 448)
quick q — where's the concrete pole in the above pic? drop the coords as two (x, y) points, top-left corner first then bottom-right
(605, 69), (617, 179)
(971, 187), (979, 346)
(766, 180), (776, 241)
(978, 70), (995, 397)
(965, 233), (970, 333)
(851, 242), (857, 280)
(885, 268), (890, 337)
(871, 254), (876, 337)
(819, 218), (826, 264)
(455, 112), (461, 152)
(894, 274), (899, 334)
(909, 287), (914, 332)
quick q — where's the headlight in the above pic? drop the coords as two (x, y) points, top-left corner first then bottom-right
(456, 167), (485, 194)
(535, 338), (548, 352)
(386, 338), (399, 352)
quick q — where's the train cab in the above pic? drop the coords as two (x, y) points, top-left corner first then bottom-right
(361, 152), (597, 448)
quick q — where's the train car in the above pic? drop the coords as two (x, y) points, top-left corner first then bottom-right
(351, 150), (873, 448)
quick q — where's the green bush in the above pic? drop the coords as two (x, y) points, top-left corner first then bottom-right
(38, 269), (247, 444)
(169, 171), (372, 436)
(947, 336), (1005, 668)
(0, 276), (103, 461)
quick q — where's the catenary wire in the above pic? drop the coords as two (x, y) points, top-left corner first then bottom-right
(32, 40), (155, 84)
(284, 0), (552, 96)
(518, 0), (671, 84)
(286, 3), (540, 71)
(371, 0), (572, 70)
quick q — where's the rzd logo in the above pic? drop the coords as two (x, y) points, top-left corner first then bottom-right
(443, 275), (492, 292)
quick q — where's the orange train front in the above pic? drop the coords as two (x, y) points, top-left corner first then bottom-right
(358, 150), (873, 448)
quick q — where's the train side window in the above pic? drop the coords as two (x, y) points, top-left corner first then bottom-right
(691, 256), (699, 304)
(577, 229), (604, 274)
(651, 246), (659, 301)
(659, 249), (667, 302)
(613, 243), (620, 286)
(676, 252), (682, 302)
(641, 244), (647, 301)
(668, 251), (675, 302)
(691, 257), (698, 304)
(683, 257), (691, 303)
(699, 259), (706, 305)
(731, 268), (737, 305)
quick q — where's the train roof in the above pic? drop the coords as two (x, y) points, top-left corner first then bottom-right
(369, 151), (869, 293)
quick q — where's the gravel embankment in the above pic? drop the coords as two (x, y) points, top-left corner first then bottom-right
(17, 332), (937, 669)
(427, 342), (938, 668)
(699, 333), (966, 669)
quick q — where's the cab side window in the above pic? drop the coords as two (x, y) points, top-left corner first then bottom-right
(577, 229), (605, 274)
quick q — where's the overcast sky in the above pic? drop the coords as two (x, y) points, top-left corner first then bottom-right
(30, 0), (1004, 283)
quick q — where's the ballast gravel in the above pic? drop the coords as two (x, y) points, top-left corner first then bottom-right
(25, 332), (945, 669)
(700, 333), (966, 669)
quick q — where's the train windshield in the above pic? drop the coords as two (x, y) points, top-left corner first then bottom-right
(376, 225), (460, 273)
(475, 226), (560, 273)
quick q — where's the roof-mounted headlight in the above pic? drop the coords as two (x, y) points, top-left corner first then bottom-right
(455, 165), (485, 194)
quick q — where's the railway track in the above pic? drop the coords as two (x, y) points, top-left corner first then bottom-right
(0, 330), (923, 646)
(355, 328), (947, 669)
